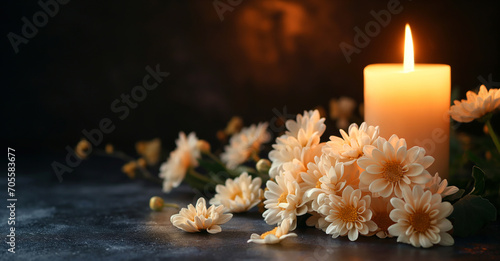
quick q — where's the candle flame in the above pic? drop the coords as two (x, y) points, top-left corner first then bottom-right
(404, 24), (414, 72)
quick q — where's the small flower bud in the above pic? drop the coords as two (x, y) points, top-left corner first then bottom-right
(216, 130), (227, 142)
(197, 140), (211, 153)
(75, 139), (91, 159)
(225, 116), (243, 135)
(122, 161), (138, 179)
(149, 196), (165, 211)
(105, 144), (114, 154)
(256, 159), (271, 173)
(137, 158), (147, 168)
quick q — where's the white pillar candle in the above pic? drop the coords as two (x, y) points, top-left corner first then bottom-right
(364, 24), (450, 178)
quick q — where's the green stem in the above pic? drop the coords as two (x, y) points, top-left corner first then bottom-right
(164, 203), (180, 209)
(486, 119), (500, 155)
(204, 151), (225, 166)
(188, 168), (215, 184)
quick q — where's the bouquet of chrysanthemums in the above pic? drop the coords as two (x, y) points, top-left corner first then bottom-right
(163, 84), (499, 248)
(73, 84), (498, 249)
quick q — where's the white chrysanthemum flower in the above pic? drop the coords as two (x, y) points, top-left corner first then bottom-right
(357, 135), (433, 198)
(221, 122), (270, 169)
(370, 197), (395, 239)
(388, 186), (454, 248)
(323, 122), (379, 163)
(247, 218), (297, 244)
(318, 186), (377, 241)
(425, 173), (459, 197)
(269, 110), (326, 179)
(209, 172), (263, 213)
(159, 132), (200, 192)
(262, 175), (307, 230)
(302, 156), (359, 211)
(285, 110), (326, 147)
(450, 85), (500, 123)
(281, 144), (324, 184)
(170, 197), (233, 234)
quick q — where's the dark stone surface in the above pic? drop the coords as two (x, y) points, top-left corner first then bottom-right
(2, 167), (500, 261)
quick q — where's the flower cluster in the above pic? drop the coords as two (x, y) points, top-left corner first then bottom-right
(262, 110), (458, 248)
(158, 121), (270, 194)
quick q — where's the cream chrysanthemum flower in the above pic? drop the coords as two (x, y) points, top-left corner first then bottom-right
(388, 186), (454, 248)
(370, 197), (395, 239)
(285, 110), (326, 147)
(318, 186), (377, 241)
(221, 122), (270, 169)
(170, 197), (233, 234)
(302, 156), (359, 212)
(159, 132), (200, 192)
(357, 135), (433, 198)
(268, 110), (326, 179)
(323, 122), (379, 163)
(425, 173), (459, 198)
(262, 175), (307, 230)
(209, 172), (263, 213)
(247, 218), (297, 244)
(281, 144), (324, 184)
(450, 85), (500, 123)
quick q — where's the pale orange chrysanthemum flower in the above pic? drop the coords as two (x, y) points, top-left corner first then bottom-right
(388, 186), (454, 248)
(170, 197), (233, 234)
(159, 132), (200, 192)
(247, 218), (297, 244)
(318, 186), (377, 241)
(450, 85), (500, 122)
(357, 135), (433, 198)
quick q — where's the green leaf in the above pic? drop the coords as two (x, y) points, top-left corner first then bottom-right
(197, 158), (226, 173)
(443, 189), (465, 202)
(208, 172), (229, 184)
(470, 166), (486, 196)
(449, 195), (497, 237)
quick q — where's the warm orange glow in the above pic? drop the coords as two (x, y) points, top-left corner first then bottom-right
(403, 24), (414, 72)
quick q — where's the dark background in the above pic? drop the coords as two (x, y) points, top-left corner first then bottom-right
(2, 0), (499, 174)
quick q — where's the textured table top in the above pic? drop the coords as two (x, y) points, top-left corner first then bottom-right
(3, 160), (499, 261)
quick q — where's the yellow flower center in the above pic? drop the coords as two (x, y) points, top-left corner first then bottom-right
(409, 211), (431, 233)
(231, 190), (243, 200)
(278, 193), (288, 204)
(260, 227), (278, 239)
(315, 180), (322, 189)
(339, 205), (358, 223)
(383, 161), (404, 183)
